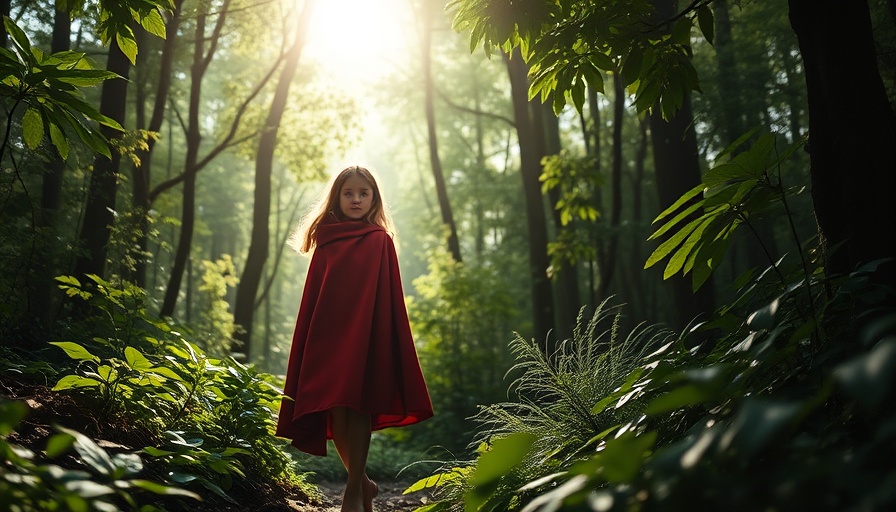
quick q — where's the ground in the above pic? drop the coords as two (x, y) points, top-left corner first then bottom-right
(289, 481), (433, 511)
(1, 376), (434, 512)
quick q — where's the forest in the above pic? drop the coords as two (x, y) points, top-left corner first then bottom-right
(1, 0), (895, 510)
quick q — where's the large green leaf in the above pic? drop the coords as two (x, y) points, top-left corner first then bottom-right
(50, 341), (100, 363)
(465, 432), (537, 511)
(21, 107), (43, 149)
(52, 375), (101, 391)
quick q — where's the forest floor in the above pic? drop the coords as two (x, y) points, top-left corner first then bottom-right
(288, 480), (433, 511)
(1, 376), (434, 512)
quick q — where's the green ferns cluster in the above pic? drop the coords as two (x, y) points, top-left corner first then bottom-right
(5, 274), (311, 509)
(409, 130), (896, 511)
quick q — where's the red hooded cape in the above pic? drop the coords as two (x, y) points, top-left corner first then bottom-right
(275, 218), (433, 456)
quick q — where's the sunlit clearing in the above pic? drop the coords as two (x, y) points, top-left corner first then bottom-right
(305, 0), (414, 89)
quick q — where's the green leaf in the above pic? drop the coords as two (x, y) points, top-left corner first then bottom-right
(405, 470), (463, 494)
(663, 216), (715, 279)
(53, 375), (101, 391)
(140, 9), (167, 39)
(597, 430), (657, 483)
(49, 121), (69, 159)
(645, 216), (704, 270)
(116, 31), (139, 66)
(644, 384), (712, 416)
(124, 346), (153, 372)
(0, 400), (28, 435)
(697, 5), (714, 45)
(4, 17), (34, 65)
(648, 200), (703, 241)
(46, 432), (76, 457)
(465, 432), (537, 510)
(651, 183), (704, 225)
(833, 337), (896, 412)
(130, 479), (202, 499)
(22, 107), (44, 149)
(724, 399), (804, 459)
(50, 341), (100, 363)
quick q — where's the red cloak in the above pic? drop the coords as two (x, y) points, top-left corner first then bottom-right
(275, 218), (433, 456)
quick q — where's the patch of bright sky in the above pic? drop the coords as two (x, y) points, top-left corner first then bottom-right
(305, 0), (414, 88)
(302, 0), (418, 185)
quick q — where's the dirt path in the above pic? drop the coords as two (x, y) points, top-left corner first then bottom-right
(288, 481), (434, 511)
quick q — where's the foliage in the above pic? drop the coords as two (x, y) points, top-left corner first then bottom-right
(645, 130), (809, 291)
(0, 16), (123, 160)
(408, 249), (520, 452)
(449, 0), (713, 117)
(61, 0), (174, 64)
(49, 274), (304, 503)
(193, 255), (239, 356)
(408, 300), (674, 511)
(0, 399), (200, 511)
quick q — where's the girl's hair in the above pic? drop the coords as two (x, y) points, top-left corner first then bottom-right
(289, 165), (395, 253)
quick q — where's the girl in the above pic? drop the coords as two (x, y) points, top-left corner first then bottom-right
(276, 165), (433, 512)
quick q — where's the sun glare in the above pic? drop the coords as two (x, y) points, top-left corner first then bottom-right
(305, 0), (414, 88)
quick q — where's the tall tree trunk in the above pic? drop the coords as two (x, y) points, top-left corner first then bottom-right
(588, 87), (607, 306)
(131, 0), (184, 287)
(31, 4), (72, 328)
(714, 0), (777, 275)
(647, 0), (716, 331)
(0, 0), (9, 47)
(72, 39), (131, 285)
(160, 5), (214, 318)
(598, 75), (625, 297)
(233, 1), (315, 360)
(538, 99), (580, 338)
(504, 49), (555, 347)
(422, 1), (462, 262)
(788, 0), (896, 283)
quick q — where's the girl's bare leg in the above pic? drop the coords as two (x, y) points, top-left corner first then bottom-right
(331, 408), (376, 512)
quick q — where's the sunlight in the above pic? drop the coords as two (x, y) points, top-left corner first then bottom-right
(305, 0), (415, 89)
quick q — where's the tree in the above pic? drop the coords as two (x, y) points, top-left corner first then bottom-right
(232, 0), (315, 359)
(421, 0), (462, 262)
(788, 0), (896, 283)
(505, 48), (555, 345)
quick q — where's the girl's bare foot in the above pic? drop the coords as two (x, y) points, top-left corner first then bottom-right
(341, 483), (364, 512)
(363, 477), (378, 512)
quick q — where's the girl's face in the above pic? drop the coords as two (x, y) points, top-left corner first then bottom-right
(338, 174), (374, 220)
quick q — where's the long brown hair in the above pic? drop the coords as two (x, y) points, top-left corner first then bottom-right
(289, 165), (395, 253)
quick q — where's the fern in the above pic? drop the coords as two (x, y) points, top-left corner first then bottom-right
(411, 299), (674, 511)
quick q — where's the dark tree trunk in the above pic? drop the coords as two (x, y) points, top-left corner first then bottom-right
(0, 0), (9, 47)
(646, 0), (716, 331)
(422, 2), (462, 262)
(539, 99), (581, 338)
(72, 39), (131, 284)
(505, 49), (555, 347)
(233, 2), (315, 360)
(788, 0), (896, 281)
(160, 6), (212, 318)
(588, 87), (607, 305)
(131, 0), (184, 288)
(31, 5), (72, 327)
(599, 75), (625, 297)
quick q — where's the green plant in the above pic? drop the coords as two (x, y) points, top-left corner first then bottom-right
(49, 274), (306, 502)
(408, 300), (673, 511)
(0, 399), (199, 511)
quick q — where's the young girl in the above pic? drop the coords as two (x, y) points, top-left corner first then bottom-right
(276, 165), (433, 512)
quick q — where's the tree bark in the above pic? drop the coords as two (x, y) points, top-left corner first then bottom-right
(538, 99), (580, 338)
(788, 0), (896, 282)
(422, 1), (462, 262)
(504, 49), (555, 347)
(72, 39), (131, 285)
(598, 75), (625, 297)
(131, 0), (184, 288)
(646, 0), (715, 331)
(160, 4), (220, 318)
(233, 1), (315, 360)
